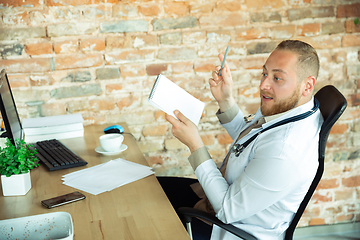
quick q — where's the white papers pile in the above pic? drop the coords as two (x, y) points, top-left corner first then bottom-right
(62, 158), (154, 195)
(23, 113), (84, 142)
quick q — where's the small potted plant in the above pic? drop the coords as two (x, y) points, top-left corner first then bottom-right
(0, 138), (39, 196)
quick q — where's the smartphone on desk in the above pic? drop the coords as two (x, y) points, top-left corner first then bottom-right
(41, 191), (86, 209)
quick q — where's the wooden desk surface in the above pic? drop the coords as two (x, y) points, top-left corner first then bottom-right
(0, 124), (190, 240)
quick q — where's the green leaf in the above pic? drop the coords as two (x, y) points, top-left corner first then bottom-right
(355, 18), (359, 26)
(0, 138), (39, 176)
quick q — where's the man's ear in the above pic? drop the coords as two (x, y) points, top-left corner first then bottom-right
(302, 76), (316, 97)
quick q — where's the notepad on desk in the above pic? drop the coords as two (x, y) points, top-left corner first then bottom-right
(148, 74), (205, 126)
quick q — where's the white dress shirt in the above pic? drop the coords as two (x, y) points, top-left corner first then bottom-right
(188, 98), (323, 240)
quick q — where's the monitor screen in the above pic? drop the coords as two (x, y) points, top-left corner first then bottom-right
(0, 69), (23, 146)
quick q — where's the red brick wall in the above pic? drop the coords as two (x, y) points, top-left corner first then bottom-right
(1, 0), (359, 227)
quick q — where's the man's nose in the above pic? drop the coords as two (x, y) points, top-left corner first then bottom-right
(260, 75), (271, 91)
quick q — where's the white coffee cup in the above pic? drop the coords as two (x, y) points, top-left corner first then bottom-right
(99, 134), (124, 152)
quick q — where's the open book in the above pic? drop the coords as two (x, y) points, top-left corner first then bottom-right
(148, 74), (205, 126)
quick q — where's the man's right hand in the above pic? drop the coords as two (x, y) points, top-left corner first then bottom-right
(209, 53), (235, 113)
(165, 110), (204, 154)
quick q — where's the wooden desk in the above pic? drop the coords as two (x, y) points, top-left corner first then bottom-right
(0, 124), (190, 240)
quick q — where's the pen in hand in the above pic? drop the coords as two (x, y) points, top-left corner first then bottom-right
(218, 46), (229, 78)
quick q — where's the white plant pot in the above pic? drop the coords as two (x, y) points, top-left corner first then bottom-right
(1, 171), (31, 196)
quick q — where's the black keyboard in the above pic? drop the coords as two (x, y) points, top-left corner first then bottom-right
(34, 139), (88, 171)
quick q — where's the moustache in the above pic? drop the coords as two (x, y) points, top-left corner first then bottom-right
(260, 91), (274, 99)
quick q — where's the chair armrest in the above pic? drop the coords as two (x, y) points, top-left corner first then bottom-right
(178, 207), (257, 240)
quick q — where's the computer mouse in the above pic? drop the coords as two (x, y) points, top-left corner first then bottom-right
(104, 125), (124, 134)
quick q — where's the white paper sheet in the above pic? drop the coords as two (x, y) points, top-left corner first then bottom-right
(148, 74), (205, 126)
(62, 158), (154, 195)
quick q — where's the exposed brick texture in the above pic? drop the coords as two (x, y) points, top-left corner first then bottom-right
(288, 6), (335, 21)
(1, 0), (42, 7)
(0, 27), (46, 41)
(0, 58), (52, 73)
(54, 41), (79, 54)
(297, 23), (321, 37)
(80, 38), (106, 52)
(24, 42), (53, 55)
(138, 4), (161, 16)
(55, 54), (104, 70)
(337, 3), (360, 18)
(146, 64), (168, 76)
(0, 0), (359, 229)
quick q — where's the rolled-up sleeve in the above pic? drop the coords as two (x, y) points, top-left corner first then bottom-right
(216, 104), (239, 124)
(188, 146), (212, 170)
(189, 104), (241, 171)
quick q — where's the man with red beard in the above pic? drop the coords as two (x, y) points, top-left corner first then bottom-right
(158, 40), (323, 240)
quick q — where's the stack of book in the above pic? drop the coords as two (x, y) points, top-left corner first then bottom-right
(22, 113), (84, 143)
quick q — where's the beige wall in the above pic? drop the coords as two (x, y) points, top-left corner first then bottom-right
(0, 0), (359, 227)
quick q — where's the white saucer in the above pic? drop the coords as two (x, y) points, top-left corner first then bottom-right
(95, 144), (128, 155)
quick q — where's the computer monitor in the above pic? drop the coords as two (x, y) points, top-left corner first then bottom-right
(0, 69), (23, 147)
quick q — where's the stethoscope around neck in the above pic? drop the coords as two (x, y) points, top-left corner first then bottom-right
(231, 98), (320, 157)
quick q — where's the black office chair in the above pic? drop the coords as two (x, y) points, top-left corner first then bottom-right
(178, 85), (347, 240)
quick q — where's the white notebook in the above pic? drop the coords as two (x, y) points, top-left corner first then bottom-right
(148, 74), (205, 126)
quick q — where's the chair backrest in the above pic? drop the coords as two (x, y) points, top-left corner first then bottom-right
(285, 85), (347, 239)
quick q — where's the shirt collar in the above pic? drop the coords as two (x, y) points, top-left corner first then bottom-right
(263, 111), (288, 123)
